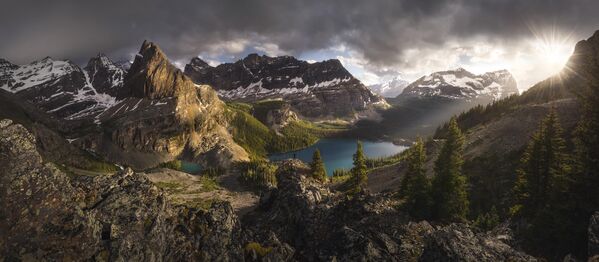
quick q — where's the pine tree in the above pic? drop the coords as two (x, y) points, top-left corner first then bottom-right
(350, 141), (368, 194)
(431, 117), (469, 222)
(400, 137), (432, 220)
(311, 149), (327, 182)
(572, 81), (599, 217)
(511, 109), (574, 257)
(512, 109), (570, 217)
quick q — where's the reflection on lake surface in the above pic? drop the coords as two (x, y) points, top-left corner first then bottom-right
(269, 138), (408, 176)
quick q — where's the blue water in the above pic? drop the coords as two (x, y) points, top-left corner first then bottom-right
(269, 138), (408, 176)
(180, 161), (202, 174)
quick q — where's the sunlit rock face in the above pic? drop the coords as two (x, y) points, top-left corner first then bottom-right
(82, 41), (249, 169)
(184, 54), (388, 121)
(400, 68), (518, 100)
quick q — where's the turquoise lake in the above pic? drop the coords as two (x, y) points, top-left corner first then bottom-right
(180, 161), (202, 174)
(269, 138), (409, 176)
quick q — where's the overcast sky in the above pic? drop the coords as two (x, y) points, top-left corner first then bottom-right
(2, 0), (599, 89)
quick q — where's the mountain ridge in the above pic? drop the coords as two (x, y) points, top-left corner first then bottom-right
(400, 68), (518, 100)
(184, 53), (388, 120)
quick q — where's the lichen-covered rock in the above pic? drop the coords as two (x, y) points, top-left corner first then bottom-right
(0, 119), (244, 261)
(0, 119), (101, 260)
(589, 212), (599, 259)
(420, 223), (536, 262)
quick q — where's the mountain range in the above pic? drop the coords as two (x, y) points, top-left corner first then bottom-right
(183, 54), (389, 120)
(3, 27), (599, 261)
(401, 67), (519, 100)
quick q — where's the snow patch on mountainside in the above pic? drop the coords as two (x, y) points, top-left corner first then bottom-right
(0, 58), (76, 93)
(369, 76), (409, 97)
(218, 76), (352, 100)
(400, 68), (519, 100)
(0, 56), (124, 121)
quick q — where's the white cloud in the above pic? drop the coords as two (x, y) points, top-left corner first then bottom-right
(205, 38), (249, 56)
(254, 43), (288, 57)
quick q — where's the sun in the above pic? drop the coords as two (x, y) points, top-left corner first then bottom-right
(533, 39), (572, 67)
(529, 26), (574, 70)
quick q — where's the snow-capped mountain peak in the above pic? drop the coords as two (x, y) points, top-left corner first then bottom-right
(400, 68), (518, 100)
(369, 75), (409, 98)
(183, 53), (388, 119)
(0, 54), (126, 121)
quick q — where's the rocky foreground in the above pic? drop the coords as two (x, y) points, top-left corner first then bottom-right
(7, 118), (597, 261)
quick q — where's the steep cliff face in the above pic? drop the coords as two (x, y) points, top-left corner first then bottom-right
(85, 41), (248, 168)
(84, 53), (127, 97)
(184, 54), (388, 120)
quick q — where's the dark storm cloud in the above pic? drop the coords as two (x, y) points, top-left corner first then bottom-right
(1, 0), (599, 66)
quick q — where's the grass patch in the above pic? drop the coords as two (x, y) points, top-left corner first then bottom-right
(365, 150), (408, 170)
(331, 168), (352, 183)
(184, 197), (215, 210)
(198, 177), (220, 192)
(84, 159), (119, 173)
(155, 181), (186, 194)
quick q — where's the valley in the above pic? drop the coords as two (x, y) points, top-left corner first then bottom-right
(2, 4), (599, 260)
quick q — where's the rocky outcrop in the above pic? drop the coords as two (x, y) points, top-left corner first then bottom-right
(0, 119), (244, 260)
(184, 54), (388, 120)
(252, 100), (298, 132)
(242, 160), (533, 261)
(589, 212), (599, 259)
(420, 224), (535, 261)
(400, 68), (518, 100)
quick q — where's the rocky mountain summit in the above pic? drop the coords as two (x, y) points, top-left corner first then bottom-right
(76, 41), (248, 168)
(184, 54), (388, 120)
(0, 123), (537, 261)
(84, 53), (127, 97)
(0, 40), (250, 169)
(400, 68), (519, 100)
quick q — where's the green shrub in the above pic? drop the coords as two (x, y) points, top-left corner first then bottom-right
(159, 160), (183, 171)
(237, 160), (278, 188)
(245, 242), (272, 257)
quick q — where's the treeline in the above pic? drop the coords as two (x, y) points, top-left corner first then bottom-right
(423, 79), (599, 259)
